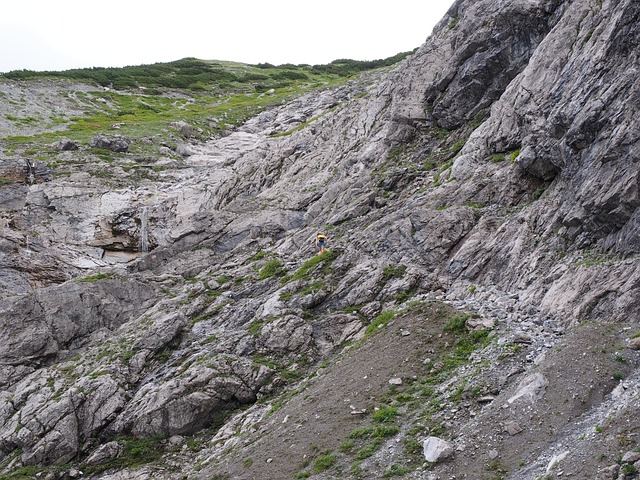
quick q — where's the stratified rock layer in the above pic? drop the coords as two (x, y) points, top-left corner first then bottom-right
(0, 0), (638, 478)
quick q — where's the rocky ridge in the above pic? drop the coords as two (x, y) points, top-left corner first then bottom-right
(1, 0), (639, 478)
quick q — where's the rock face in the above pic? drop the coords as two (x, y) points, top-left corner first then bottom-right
(0, 0), (639, 478)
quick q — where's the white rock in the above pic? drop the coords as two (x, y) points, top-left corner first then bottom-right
(508, 373), (548, 404)
(423, 436), (454, 463)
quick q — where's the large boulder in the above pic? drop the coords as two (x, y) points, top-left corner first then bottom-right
(423, 436), (454, 463)
(89, 134), (131, 153)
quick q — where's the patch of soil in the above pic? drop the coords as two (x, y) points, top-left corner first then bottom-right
(206, 301), (463, 479)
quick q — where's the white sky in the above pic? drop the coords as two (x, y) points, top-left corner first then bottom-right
(0, 1), (454, 73)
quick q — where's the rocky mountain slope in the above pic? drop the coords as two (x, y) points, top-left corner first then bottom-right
(1, 0), (639, 479)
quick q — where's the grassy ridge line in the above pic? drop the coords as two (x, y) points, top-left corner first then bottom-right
(0, 54), (414, 92)
(1, 53), (412, 150)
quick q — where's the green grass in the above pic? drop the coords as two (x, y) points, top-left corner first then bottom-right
(384, 464), (413, 477)
(339, 439), (356, 453)
(313, 452), (337, 474)
(444, 313), (471, 334)
(372, 406), (398, 424)
(348, 425), (400, 440)
(365, 310), (396, 336)
(382, 264), (406, 280)
(258, 258), (285, 280)
(77, 273), (111, 282)
(2, 55), (413, 89)
(81, 436), (165, 474)
(0, 466), (44, 480)
(489, 153), (507, 163)
(248, 319), (270, 336)
(281, 249), (338, 284)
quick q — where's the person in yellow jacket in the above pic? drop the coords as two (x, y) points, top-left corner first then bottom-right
(315, 233), (327, 254)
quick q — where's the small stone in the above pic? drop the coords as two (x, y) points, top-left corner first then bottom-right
(466, 316), (494, 331)
(389, 377), (403, 386)
(513, 332), (534, 344)
(477, 395), (495, 404)
(504, 420), (523, 435)
(488, 449), (499, 459)
(629, 337), (640, 350)
(266, 458), (273, 463)
(68, 468), (82, 478)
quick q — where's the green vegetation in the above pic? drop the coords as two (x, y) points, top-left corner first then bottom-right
(2, 55), (410, 186)
(248, 318), (274, 336)
(258, 258), (285, 280)
(365, 310), (396, 336)
(339, 439), (356, 453)
(372, 406), (398, 423)
(532, 182), (550, 200)
(0, 466), (45, 480)
(313, 452), (338, 474)
(281, 249), (339, 284)
(575, 250), (620, 268)
(81, 436), (164, 474)
(444, 313), (471, 334)
(293, 472), (312, 479)
(349, 425), (400, 440)
(384, 464), (413, 477)
(246, 250), (267, 263)
(382, 264), (407, 280)
(77, 273), (111, 282)
(489, 153), (507, 163)
(2, 55), (411, 91)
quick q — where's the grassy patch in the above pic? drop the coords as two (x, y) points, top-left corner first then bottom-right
(248, 318), (273, 336)
(444, 313), (472, 334)
(384, 464), (413, 477)
(281, 249), (338, 284)
(382, 264), (407, 281)
(258, 258), (285, 280)
(349, 425), (400, 440)
(77, 273), (112, 282)
(0, 466), (45, 480)
(82, 436), (164, 474)
(365, 310), (396, 336)
(313, 452), (337, 474)
(372, 406), (398, 424)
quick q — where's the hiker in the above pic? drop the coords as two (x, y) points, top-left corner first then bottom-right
(315, 233), (327, 254)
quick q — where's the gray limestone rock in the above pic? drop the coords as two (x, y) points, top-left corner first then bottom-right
(89, 134), (131, 152)
(423, 436), (454, 463)
(53, 138), (79, 151)
(0, 0), (639, 476)
(85, 441), (124, 465)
